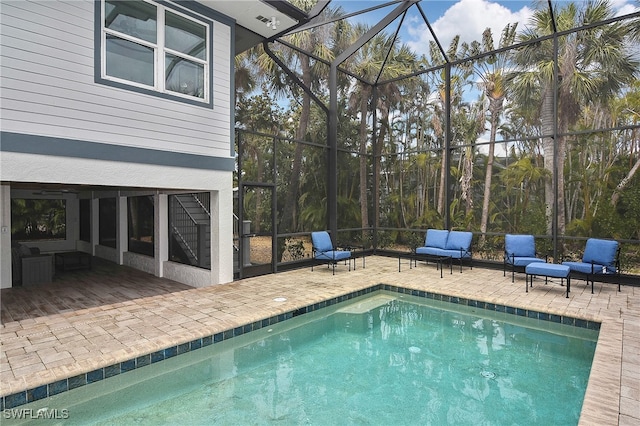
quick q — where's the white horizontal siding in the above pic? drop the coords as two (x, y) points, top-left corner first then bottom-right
(2, 1), (93, 42)
(0, 0), (232, 159)
(211, 21), (232, 125)
(8, 0), (91, 20)
(2, 151), (233, 192)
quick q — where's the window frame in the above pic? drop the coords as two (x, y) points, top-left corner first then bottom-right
(97, 0), (214, 108)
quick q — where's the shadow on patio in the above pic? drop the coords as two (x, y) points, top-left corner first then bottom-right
(1, 258), (192, 324)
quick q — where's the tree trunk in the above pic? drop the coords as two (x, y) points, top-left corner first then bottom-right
(254, 151), (264, 233)
(373, 119), (387, 229)
(437, 146), (446, 217)
(431, 110), (446, 217)
(540, 87), (556, 236)
(280, 57), (311, 237)
(479, 98), (501, 247)
(461, 146), (473, 214)
(611, 157), (640, 206)
(359, 93), (370, 233)
(479, 142), (495, 242)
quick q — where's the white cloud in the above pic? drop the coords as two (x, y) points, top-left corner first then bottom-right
(407, 0), (534, 57)
(615, 2), (639, 16)
(405, 0), (637, 58)
(609, 0), (640, 15)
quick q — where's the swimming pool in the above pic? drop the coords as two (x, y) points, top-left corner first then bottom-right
(3, 290), (598, 425)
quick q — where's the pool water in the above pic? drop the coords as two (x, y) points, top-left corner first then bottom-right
(11, 292), (597, 425)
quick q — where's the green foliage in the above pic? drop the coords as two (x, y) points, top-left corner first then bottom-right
(593, 186), (640, 240)
(234, 1), (640, 269)
(565, 218), (592, 237)
(236, 89), (284, 133)
(475, 234), (504, 261)
(406, 231), (425, 251)
(412, 209), (442, 229)
(375, 230), (394, 249)
(11, 199), (66, 241)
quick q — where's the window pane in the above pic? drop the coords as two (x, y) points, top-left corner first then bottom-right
(105, 0), (157, 44)
(99, 198), (117, 248)
(128, 196), (154, 257)
(79, 199), (91, 243)
(11, 199), (66, 241)
(165, 54), (204, 98)
(165, 11), (205, 60)
(106, 35), (154, 87)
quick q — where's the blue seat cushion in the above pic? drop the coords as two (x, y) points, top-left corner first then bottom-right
(525, 263), (570, 278)
(508, 257), (545, 267)
(416, 247), (470, 259)
(315, 250), (351, 261)
(416, 246), (442, 256)
(442, 249), (470, 259)
(562, 261), (615, 275)
(311, 231), (334, 253)
(582, 238), (618, 267)
(445, 231), (472, 252)
(425, 229), (449, 249)
(505, 234), (536, 258)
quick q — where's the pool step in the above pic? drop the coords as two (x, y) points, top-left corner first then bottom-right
(336, 294), (397, 314)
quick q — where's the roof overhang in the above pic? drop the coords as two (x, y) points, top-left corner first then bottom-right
(196, 0), (309, 53)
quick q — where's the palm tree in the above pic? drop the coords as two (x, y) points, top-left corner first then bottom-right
(249, 1), (340, 242)
(372, 48), (419, 230)
(473, 25), (517, 246)
(510, 0), (638, 237)
(234, 51), (255, 107)
(347, 25), (417, 237)
(425, 36), (475, 219)
(500, 157), (546, 232)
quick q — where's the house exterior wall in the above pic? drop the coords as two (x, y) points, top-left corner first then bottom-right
(0, 186), (11, 288)
(0, 0), (233, 160)
(0, 0), (236, 288)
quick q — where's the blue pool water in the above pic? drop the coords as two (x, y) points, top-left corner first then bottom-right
(8, 292), (597, 425)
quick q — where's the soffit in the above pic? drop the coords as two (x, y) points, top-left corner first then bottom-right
(197, 0), (307, 53)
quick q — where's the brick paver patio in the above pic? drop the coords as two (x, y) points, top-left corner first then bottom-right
(1, 256), (638, 424)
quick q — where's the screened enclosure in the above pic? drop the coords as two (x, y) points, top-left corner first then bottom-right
(234, 0), (640, 278)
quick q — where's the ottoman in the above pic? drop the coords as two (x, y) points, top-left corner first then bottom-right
(525, 263), (570, 298)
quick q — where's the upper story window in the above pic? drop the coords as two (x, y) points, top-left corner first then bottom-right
(101, 0), (209, 102)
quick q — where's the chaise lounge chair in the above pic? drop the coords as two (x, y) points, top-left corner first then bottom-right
(503, 234), (547, 282)
(562, 238), (621, 293)
(311, 231), (352, 275)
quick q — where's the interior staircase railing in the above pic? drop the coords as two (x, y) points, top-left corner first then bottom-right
(170, 196), (199, 264)
(192, 192), (210, 217)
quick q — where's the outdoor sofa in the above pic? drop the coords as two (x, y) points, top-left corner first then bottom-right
(415, 229), (473, 272)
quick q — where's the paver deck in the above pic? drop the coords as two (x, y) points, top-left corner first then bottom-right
(1, 257), (638, 425)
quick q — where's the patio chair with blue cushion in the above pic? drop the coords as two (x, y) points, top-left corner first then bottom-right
(311, 231), (352, 275)
(503, 234), (547, 282)
(562, 238), (621, 294)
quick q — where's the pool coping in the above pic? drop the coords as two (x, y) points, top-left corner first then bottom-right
(1, 283), (603, 412)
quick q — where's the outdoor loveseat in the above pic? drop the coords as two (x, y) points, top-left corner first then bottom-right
(416, 229), (473, 272)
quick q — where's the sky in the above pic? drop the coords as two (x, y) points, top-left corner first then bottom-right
(331, 0), (639, 57)
(325, 0), (638, 151)
(408, 0), (535, 53)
